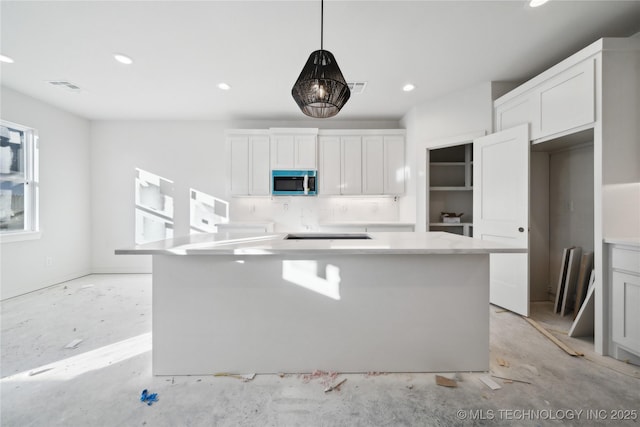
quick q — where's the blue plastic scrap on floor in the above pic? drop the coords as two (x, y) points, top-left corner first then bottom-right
(140, 389), (159, 406)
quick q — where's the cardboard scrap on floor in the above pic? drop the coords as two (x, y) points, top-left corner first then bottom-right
(524, 317), (583, 357)
(497, 357), (510, 367)
(479, 376), (502, 390)
(435, 375), (457, 388)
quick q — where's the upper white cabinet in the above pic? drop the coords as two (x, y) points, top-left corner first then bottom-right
(362, 136), (384, 194)
(363, 135), (405, 195)
(537, 58), (595, 139)
(228, 131), (270, 196)
(495, 91), (536, 136)
(495, 56), (596, 142)
(384, 135), (406, 195)
(318, 135), (362, 195)
(228, 128), (405, 197)
(270, 129), (318, 170)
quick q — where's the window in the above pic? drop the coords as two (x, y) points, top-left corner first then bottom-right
(0, 120), (39, 241)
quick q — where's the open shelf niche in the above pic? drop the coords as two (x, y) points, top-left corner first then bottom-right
(428, 143), (473, 237)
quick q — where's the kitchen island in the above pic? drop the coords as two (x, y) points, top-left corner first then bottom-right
(116, 232), (524, 375)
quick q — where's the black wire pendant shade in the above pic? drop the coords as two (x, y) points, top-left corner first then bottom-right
(291, 0), (350, 118)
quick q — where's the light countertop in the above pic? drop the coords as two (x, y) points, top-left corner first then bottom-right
(318, 221), (415, 227)
(115, 231), (526, 256)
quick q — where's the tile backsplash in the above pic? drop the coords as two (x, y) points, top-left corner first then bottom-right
(230, 196), (401, 231)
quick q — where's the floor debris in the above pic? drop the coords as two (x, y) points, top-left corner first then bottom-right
(497, 357), (510, 367)
(28, 367), (54, 376)
(300, 370), (338, 386)
(213, 372), (256, 382)
(494, 309), (509, 313)
(479, 376), (502, 390)
(140, 389), (159, 406)
(491, 375), (531, 385)
(324, 378), (347, 393)
(435, 375), (457, 388)
(64, 339), (83, 349)
(524, 317), (583, 357)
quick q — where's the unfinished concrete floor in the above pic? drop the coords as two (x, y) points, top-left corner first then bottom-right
(1, 274), (639, 426)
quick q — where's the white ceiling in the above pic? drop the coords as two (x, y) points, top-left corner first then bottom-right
(2, 1), (640, 122)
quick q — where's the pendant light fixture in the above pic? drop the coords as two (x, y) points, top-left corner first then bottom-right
(291, 0), (350, 118)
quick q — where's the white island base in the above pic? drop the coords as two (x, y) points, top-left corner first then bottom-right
(152, 252), (489, 375)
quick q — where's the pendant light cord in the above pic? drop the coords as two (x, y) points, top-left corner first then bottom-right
(320, 0), (324, 50)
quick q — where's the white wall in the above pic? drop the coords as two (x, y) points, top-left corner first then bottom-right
(90, 119), (400, 273)
(0, 86), (91, 299)
(400, 82), (504, 230)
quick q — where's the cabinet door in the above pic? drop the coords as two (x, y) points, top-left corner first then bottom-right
(341, 136), (362, 195)
(612, 270), (640, 353)
(295, 135), (317, 169)
(536, 58), (595, 138)
(473, 124), (530, 316)
(362, 136), (384, 194)
(270, 135), (295, 169)
(249, 136), (270, 195)
(318, 136), (341, 195)
(495, 92), (536, 137)
(384, 136), (405, 194)
(229, 136), (249, 195)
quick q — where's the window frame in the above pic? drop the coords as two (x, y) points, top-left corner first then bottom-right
(0, 119), (40, 243)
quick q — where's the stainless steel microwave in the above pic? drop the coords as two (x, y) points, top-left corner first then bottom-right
(272, 170), (317, 196)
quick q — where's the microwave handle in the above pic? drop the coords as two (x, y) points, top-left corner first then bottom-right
(303, 174), (309, 194)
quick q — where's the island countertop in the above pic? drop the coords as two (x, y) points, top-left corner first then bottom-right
(115, 231), (526, 256)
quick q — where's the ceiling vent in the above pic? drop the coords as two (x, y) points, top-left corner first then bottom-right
(47, 80), (83, 93)
(347, 81), (367, 94)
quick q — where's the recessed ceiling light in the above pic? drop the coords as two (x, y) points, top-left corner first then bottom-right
(0, 54), (15, 63)
(403, 84), (416, 92)
(113, 53), (133, 65)
(218, 83), (231, 91)
(529, 0), (550, 7)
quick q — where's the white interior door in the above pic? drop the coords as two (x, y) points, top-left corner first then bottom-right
(473, 124), (530, 316)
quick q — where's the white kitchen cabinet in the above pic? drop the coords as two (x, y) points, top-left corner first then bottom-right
(362, 136), (384, 194)
(270, 129), (318, 170)
(610, 242), (640, 358)
(495, 91), (536, 136)
(384, 135), (405, 195)
(495, 57), (595, 142)
(536, 57), (595, 139)
(318, 135), (362, 195)
(228, 132), (270, 196)
(363, 135), (405, 195)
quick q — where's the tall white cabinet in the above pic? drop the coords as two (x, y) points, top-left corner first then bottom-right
(362, 135), (405, 195)
(487, 36), (640, 356)
(318, 135), (362, 195)
(227, 130), (270, 196)
(270, 128), (318, 170)
(318, 130), (406, 197)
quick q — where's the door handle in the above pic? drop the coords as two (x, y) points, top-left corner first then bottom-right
(518, 227), (525, 232)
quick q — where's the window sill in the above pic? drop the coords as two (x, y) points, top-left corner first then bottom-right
(0, 231), (42, 244)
